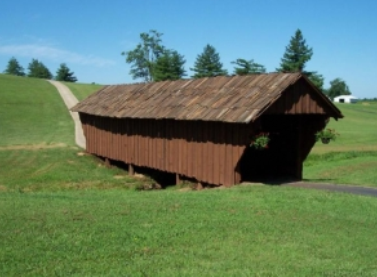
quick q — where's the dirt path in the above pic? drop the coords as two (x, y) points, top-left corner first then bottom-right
(48, 80), (86, 149)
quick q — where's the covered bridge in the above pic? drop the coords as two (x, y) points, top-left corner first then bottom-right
(72, 73), (343, 186)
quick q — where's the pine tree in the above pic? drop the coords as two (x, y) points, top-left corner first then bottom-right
(27, 59), (53, 79)
(4, 57), (25, 76)
(232, 58), (266, 75)
(153, 50), (186, 81)
(191, 44), (227, 78)
(277, 29), (313, 72)
(55, 63), (77, 82)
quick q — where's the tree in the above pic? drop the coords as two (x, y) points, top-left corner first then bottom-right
(232, 58), (266, 75)
(55, 63), (77, 82)
(306, 71), (325, 92)
(277, 29), (313, 72)
(27, 59), (53, 79)
(153, 50), (186, 81)
(122, 30), (164, 82)
(326, 78), (351, 100)
(4, 57), (25, 76)
(191, 44), (227, 78)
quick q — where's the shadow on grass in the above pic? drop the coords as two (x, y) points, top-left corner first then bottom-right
(302, 178), (336, 183)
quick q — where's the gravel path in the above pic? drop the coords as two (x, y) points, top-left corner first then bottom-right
(48, 80), (86, 149)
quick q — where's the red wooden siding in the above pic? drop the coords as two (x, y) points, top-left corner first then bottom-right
(266, 79), (331, 115)
(80, 115), (249, 186)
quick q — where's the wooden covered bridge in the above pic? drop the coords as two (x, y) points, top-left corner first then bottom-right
(72, 73), (343, 186)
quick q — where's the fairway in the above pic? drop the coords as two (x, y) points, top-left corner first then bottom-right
(1, 74), (377, 276)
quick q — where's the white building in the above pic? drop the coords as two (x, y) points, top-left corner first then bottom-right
(333, 95), (358, 104)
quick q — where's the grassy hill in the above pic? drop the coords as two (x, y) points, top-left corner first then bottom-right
(304, 101), (377, 186)
(1, 74), (377, 276)
(312, 101), (377, 154)
(63, 81), (103, 101)
(0, 74), (74, 147)
(0, 74), (135, 191)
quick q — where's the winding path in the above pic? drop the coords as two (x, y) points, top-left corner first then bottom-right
(285, 182), (377, 198)
(48, 80), (86, 149)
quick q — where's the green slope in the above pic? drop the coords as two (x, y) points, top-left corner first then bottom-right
(63, 81), (103, 101)
(312, 102), (377, 154)
(305, 101), (377, 185)
(0, 74), (74, 147)
(1, 75), (377, 276)
(0, 74), (134, 191)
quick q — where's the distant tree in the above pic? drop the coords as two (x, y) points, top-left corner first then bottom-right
(277, 29), (313, 73)
(326, 78), (351, 100)
(55, 63), (77, 82)
(306, 71), (325, 92)
(153, 50), (186, 81)
(27, 59), (53, 79)
(122, 30), (164, 82)
(191, 44), (227, 78)
(232, 58), (266, 75)
(4, 57), (25, 76)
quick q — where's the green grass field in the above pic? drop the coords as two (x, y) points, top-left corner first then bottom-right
(1, 74), (377, 276)
(63, 81), (103, 101)
(0, 75), (74, 147)
(2, 187), (377, 276)
(312, 102), (377, 154)
(304, 101), (377, 186)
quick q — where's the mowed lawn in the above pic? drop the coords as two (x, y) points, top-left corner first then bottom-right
(63, 81), (103, 101)
(2, 187), (377, 276)
(1, 74), (377, 276)
(0, 74), (74, 147)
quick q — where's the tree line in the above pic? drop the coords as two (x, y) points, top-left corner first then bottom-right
(3, 58), (77, 82)
(122, 29), (351, 99)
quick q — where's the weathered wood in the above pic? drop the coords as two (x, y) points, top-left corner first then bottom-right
(79, 112), (329, 186)
(176, 174), (181, 186)
(104, 157), (111, 167)
(295, 116), (303, 179)
(128, 164), (135, 176)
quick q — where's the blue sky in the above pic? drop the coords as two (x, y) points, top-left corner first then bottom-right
(0, 0), (376, 98)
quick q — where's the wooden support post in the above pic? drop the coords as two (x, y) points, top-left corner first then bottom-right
(175, 174), (181, 186)
(296, 117), (303, 180)
(196, 182), (203, 190)
(104, 158), (111, 168)
(128, 164), (135, 176)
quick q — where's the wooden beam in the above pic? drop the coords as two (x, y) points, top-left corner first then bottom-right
(128, 164), (135, 176)
(296, 117), (303, 180)
(104, 158), (111, 168)
(175, 174), (181, 185)
(196, 182), (203, 190)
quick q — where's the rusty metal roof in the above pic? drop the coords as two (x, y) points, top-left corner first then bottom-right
(71, 73), (339, 123)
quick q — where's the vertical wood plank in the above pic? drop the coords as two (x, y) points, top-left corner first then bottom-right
(233, 124), (242, 185)
(207, 122), (214, 183)
(213, 122), (220, 185)
(129, 164), (135, 175)
(219, 123), (225, 185)
(225, 123), (233, 186)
